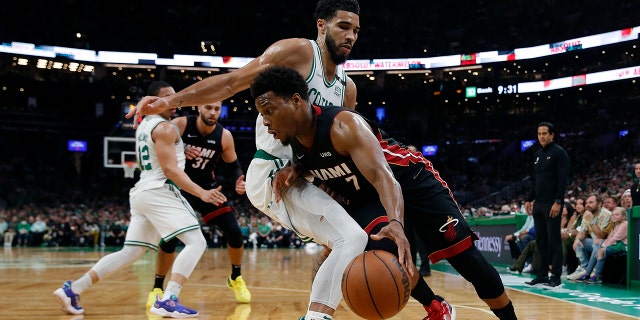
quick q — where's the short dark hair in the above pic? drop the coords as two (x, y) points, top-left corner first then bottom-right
(250, 66), (310, 100)
(313, 0), (360, 21)
(538, 121), (555, 134)
(146, 81), (172, 96)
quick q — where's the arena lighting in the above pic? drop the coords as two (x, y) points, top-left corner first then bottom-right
(166, 66), (220, 72)
(443, 65), (483, 72)
(345, 71), (374, 75)
(104, 63), (156, 69)
(386, 70), (432, 74)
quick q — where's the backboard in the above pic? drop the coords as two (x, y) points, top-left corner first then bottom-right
(104, 136), (136, 168)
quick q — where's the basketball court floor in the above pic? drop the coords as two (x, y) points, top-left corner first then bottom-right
(2, 246), (638, 319)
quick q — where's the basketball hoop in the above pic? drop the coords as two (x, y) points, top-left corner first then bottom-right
(123, 161), (137, 179)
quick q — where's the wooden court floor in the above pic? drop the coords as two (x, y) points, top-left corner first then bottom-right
(1, 246), (638, 319)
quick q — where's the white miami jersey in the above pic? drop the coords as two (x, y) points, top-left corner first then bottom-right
(254, 39), (347, 158)
(130, 115), (186, 197)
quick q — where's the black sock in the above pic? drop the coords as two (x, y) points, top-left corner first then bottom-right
(491, 300), (517, 320)
(411, 278), (436, 306)
(231, 265), (241, 280)
(153, 275), (165, 290)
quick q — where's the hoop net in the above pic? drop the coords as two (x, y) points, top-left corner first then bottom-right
(123, 161), (137, 179)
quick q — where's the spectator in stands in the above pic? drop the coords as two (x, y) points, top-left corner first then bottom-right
(0, 215), (8, 245)
(266, 221), (286, 248)
(602, 196), (618, 213)
(567, 194), (613, 280)
(107, 220), (126, 246)
(16, 218), (30, 247)
(576, 206), (627, 284)
(210, 226), (226, 248)
(631, 161), (640, 206)
(621, 189), (633, 210)
(4, 216), (17, 247)
(247, 215), (260, 248)
(504, 213), (534, 259)
(29, 215), (48, 247)
(82, 216), (100, 247)
(238, 216), (251, 248)
(508, 237), (539, 274)
(561, 198), (583, 275)
(284, 227), (303, 248)
(256, 215), (272, 248)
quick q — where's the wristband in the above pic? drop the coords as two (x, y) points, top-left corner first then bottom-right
(389, 218), (404, 229)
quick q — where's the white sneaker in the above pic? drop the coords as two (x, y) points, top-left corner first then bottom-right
(566, 267), (586, 280)
(522, 265), (533, 273)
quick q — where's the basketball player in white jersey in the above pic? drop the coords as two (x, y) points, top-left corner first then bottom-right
(53, 81), (227, 318)
(128, 1), (453, 319)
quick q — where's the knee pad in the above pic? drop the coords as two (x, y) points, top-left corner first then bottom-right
(225, 227), (244, 248)
(159, 237), (178, 254)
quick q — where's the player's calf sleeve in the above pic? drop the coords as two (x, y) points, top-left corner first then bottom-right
(491, 300), (517, 320)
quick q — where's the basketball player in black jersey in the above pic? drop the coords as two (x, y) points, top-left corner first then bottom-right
(251, 66), (518, 320)
(146, 100), (251, 307)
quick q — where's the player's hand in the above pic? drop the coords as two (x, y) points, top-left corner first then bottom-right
(272, 165), (301, 202)
(235, 175), (246, 195)
(125, 96), (169, 129)
(370, 221), (414, 277)
(201, 186), (227, 205)
(184, 145), (201, 160)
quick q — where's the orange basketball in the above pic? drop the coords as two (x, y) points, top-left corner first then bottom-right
(341, 250), (412, 319)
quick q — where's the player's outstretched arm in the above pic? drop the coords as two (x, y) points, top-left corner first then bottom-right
(126, 38), (313, 128)
(331, 111), (413, 273)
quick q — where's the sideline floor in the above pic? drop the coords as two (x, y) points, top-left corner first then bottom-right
(1, 246), (638, 319)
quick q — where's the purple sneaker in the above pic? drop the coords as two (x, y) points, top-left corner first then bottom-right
(53, 281), (84, 315)
(150, 295), (199, 318)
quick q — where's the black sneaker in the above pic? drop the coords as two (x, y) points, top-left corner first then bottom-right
(525, 276), (549, 286)
(544, 276), (561, 288)
(507, 266), (522, 274)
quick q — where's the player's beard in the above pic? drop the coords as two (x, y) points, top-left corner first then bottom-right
(200, 113), (217, 127)
(325, 32), (349, 65)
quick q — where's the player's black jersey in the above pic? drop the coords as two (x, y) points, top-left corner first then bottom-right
(290, 106), (453, 206)
(181, 115), (224, 187)
(290, 106), (377, 205)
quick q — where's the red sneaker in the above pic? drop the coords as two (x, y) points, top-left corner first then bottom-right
(423, 295), (456, 320)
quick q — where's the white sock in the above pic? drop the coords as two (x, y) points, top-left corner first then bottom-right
(305, 311), (332, 320)
(163, 281), (182, 300)
(71, 273), (93, 294)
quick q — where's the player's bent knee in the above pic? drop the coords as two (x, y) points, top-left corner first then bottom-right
(344, 229), (368, 252)
(227, 233), (244, 248)
(159, 237), (178, 253)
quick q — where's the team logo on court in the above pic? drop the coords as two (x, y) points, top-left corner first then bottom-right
(439, 216), (459, 241)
